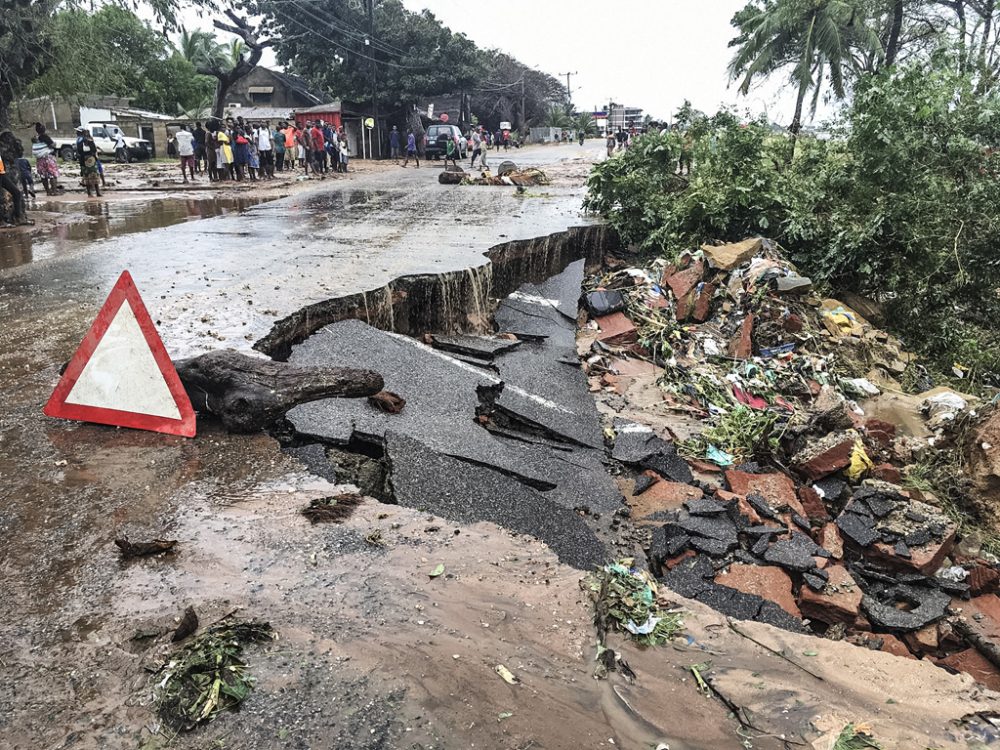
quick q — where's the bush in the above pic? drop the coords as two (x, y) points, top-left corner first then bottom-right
(585, 64), (1000, 378)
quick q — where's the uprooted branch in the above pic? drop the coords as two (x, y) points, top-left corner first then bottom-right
(176, 349), (384, 433)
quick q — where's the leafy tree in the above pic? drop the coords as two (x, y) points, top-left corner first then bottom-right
(541, 105), (573, 128)
(26, 5), (214, 115)
(729, 0), (880, 144)
(472, 50), (567, 130)
(247, 0), (486, 140)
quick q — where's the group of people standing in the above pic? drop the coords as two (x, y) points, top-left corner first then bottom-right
(0, 121), (82, 226)
(172, 117), (351, 184)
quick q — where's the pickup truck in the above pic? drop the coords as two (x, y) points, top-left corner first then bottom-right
(51, 122), (153, 162)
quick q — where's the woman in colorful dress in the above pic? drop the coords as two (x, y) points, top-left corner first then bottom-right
(32, 122), (62, 195)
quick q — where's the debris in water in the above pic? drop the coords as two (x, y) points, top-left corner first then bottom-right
(301, 493), (363, 523)
(171, 606), (199, 642)
(368, 390), (407, 414)
(587, 561), (685, 647)
(156, 619), (275, 730)
(833, 723), (883, 749)
(115, 537), (178, 558)
(495, 664), (519, 685)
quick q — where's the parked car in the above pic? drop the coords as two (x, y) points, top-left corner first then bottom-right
(52, 122), (152, 162)
(424, 123), (467, 160)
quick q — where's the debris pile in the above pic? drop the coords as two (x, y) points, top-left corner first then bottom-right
(581, 237), (1000, 690)
(461, 167), (550, 187)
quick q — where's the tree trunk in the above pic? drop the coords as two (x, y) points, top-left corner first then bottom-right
(211, 79), (229, 120)
(885, 0), (905, 67)
(788, 73), (809, 164)
(175, 349), (384, 433)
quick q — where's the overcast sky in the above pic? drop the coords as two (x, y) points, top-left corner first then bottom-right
(400, 0), (813, 124)
(174, 0), (836, 126)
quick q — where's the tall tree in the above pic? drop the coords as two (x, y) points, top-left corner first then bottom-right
(192, 10), (272, 119)
(471, 51), (566, 130)
(729, 0), (879, 148)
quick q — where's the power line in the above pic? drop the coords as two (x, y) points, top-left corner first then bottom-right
(258, 0), (408, 57)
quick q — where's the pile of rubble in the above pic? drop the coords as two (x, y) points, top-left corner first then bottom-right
(581, 237), (1000, 690)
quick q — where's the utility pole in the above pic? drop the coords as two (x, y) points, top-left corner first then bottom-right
(559, 71), (577, 109)
(366, 0), (380, 159)
(520, 77), (525, 131)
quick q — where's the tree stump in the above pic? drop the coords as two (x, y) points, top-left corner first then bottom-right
(175, 349), (384, 433)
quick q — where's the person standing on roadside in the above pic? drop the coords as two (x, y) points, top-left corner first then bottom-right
(444, 133), (458, 167)
(273, 122), (286, 172)
(193, 122), (207, 174)
(469, 128), (482, 168)
(310, 120), (326, 177)
(256, 121), (274, 178)
(389, 125), (401, 162)
(76, 129), (102, 197)
(173, 124), (196, 183)
(401, 129), (419, 168)
(606, 131), (616, 158)
(32, 123), (62, 195)
(113, 129), (129, 163)
(339, 129), (349, 172)
(0, 150), (32, 226)
(297, 124), (310, 174)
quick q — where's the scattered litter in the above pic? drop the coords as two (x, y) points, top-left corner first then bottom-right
(923, 390), (967, 428)
(846, 441), (875, 481)
(497, 711), (514, 721)
(494, 664), (519, 685)
(429, 563), (445, 578)
(115, 538), (178, 558)
(586, 561), (685, 646)
(172, 606), (199, 643)
(841, 378), (881, 398)
(301, 493), (363, 524)
(155, 619), (275, 730)
(833, 723), (883, 750)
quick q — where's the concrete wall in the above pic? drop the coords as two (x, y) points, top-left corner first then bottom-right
(226, 69), (319, 110)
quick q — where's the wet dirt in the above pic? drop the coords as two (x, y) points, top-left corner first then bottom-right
(0, 195), (273, 270)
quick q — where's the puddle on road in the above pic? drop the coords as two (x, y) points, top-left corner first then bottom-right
(0, 195), (272, 270)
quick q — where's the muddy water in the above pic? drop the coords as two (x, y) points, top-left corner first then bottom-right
(0, 195), (271, 270)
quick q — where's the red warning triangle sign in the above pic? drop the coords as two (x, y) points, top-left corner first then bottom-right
(44, 270), (196, 437)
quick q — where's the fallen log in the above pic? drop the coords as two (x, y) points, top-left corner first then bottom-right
(175, 349), (384, 433)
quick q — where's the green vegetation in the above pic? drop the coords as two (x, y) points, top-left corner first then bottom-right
(684, 405), (781, 462)
(587, 562), (685, 647)
(586, 62), (1000, 377)
(156, 619), (275, 731)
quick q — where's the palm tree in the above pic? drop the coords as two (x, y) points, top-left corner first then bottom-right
(572, 112), (597, 137)
(541, 105), (572, 128)
(179, 29), (226, 70)
(729, 0), (878, 149)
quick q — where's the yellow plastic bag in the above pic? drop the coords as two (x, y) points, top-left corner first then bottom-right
(846, 440), (875, 481)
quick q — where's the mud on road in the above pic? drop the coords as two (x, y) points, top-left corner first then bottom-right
(0, 144), (994, 750)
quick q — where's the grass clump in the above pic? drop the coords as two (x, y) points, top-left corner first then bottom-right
(683, 405), (781, 462)
(586, 561), (685, 647)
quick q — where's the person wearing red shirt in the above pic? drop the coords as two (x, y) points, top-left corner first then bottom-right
(309, 121), (326, 177)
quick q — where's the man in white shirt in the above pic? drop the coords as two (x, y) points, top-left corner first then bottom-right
(174, 125), (196, 183)
(113, 131), (128, 163)
(256, 122), (274, 178)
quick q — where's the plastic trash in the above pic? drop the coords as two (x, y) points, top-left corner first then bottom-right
(585, 289), (626, 317)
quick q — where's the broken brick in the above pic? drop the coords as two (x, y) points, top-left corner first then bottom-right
(701, 238), (762, 271)
(968, 566), (1000, 596)
(716, 564), (800, 618)
(782, 313), (804, 334)
(662, 259), (705, 302)
(725, 471), (804, 516)
(872, 463), (902, 484)
(864, 418), (896, 447)
(798, 486), (831, 522)
(902, 624), (940, 655)
(868, 525), (957, 576)
(797, 565), (862, 625)
(662, 549), (697, 571)
(878, 634), (916, 660)
(595, 312), (638, 347)
(936, 648), (1000, 691)
(692, 283), (716, 323)
(815, 524), (844, 560)
(729, 314), (755, 360)
(791, 431), (858, 481)
(627, 481), (703, 525)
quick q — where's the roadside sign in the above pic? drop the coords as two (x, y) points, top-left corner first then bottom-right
(364, 117), (375, 129)
(43, 270), (196, 437)
(500, 121), (511, 130)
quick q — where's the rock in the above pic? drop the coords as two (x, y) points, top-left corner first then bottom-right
(782, 313), (804, 333)
(936, 648), (1000, 691)
(701, 238), (763, 271)
(633, 471), (658, 495)
(729, 314), (755, 360)
(438, 168), (467, 184)
(725, 470), (804, 516)
(612, 421), (659, 463)
(860, 584), (951, 631)
(814, 476), (848, 505)
(717, 564), (800, 617)
(864, 418), (897, 447)
(798, 565), (862, 624)
(775, 274), (813, 294)
(791, 431), (859, 481)
(878, 634), (917, 659)
(584, 289), (625, 317)
(872, 463), (902, 484)
(595, 312), (638, 347)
